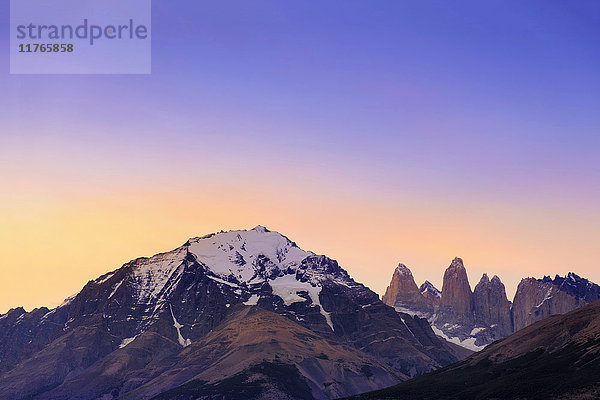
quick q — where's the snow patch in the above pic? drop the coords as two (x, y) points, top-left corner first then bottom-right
(361, 336), (398, 349)
(470, 327), (486, 336)
(431, 326), (486, 352)
(188, 228), (313, 283)
(420, 281), (441, 297)
(60, 293), (77, 307)
(131, 249), (186, 304)
(396, 264), (412, 276)
(536, 287), (554, 309)
(207, 275), (239, 287)
(400, 318), (417, 339)
(244, 294), (260, 306)
(96, 272), (115, 285)
(170, 304), (191, 347)
(119, 335), (138, 348)
(40, 309), (57, 322)
(393, 306), (430, 319)
(269, 274), (334, 331)
(108, 281), (123, 299)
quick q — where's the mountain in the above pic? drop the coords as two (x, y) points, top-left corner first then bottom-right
(513, 272), (600, 331)
(472, 274), (513, 339)
(350, 299), (600, 400)
(0, 226), (466, 400)
(382, 264), (434, 319)
(419, 281), (440, 313)
(433, 258), (476, 344)
(383, 259), (600, 351)
(382, 259), (493, 350)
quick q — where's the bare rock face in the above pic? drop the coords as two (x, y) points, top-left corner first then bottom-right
(384, 257), (600, 353)
(512, 278), (553, 332)
(362, 300), (600, 400)
(434, 258), (474, 336)
(415, 259), (513, 350)
(419, 281), (441, 313)
(472, 274), (513, 340)
(382, 264), (434, 318)
(439, 258), (473, 316)
(512, 273), (600, 331)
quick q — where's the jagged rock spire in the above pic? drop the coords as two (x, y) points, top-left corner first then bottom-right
(439, 257), (473, 316)
(473, 273), (512, 337)
(382, 263), (434, 318)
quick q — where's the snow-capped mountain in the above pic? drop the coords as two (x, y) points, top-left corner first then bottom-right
(0, 226), (467, 400)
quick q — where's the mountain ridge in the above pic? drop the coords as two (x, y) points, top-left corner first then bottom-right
(383, 259), (600, 350)
(0, 226), (467, 400)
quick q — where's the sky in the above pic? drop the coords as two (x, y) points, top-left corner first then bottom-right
(1, 0), (599, 313)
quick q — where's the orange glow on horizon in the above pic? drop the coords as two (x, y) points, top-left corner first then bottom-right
(1, 179), (598, 314)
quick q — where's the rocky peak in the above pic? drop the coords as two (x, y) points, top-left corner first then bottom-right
(473, 273), (512, 337)
(432, 258), (476, 347)
(1, 307), (26, 318)
(478, 273), (490, 286)
(382, 264), (434, 318)
(512, 272), (600, 331)
(553, 272), (600, 302)
(420, 281), (441, 298)
(185, 227), (314, 284)
(439, 257), (473, 315)
(396, 263), (413, 276)
(251, 225), (270, 233)
(419, 281), (441, 314)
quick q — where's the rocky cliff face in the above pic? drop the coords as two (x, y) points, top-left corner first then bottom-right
(512, 272), (600, 331)
(382, 264), (434, 318)
(432, 258), (477, 346)
(419, 281), (441, 313)
(437, 258), (473, 322)
(384, 258), (600, 352)
(0, 226), (466, 400)
(472, 274), (513, 340)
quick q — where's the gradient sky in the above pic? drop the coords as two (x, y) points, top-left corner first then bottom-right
(1, 1), (599, 313)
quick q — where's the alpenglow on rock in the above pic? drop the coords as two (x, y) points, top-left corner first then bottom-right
(472, 273), (513, 339)
(436, 257), (474, 327)
(0, 226), (467, 400)
(429, 257), (506, 351)
(383, 258), (517, 350)
(382, 264), (434, 318)
(383, 258), (600, 352)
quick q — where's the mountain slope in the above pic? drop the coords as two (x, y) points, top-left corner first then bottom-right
(350, 299), (600, 400)
(31, 306), (401, 400)
(0, 226), (466, 399)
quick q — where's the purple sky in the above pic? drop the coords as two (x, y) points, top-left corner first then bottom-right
(1, 1), (599, 312)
